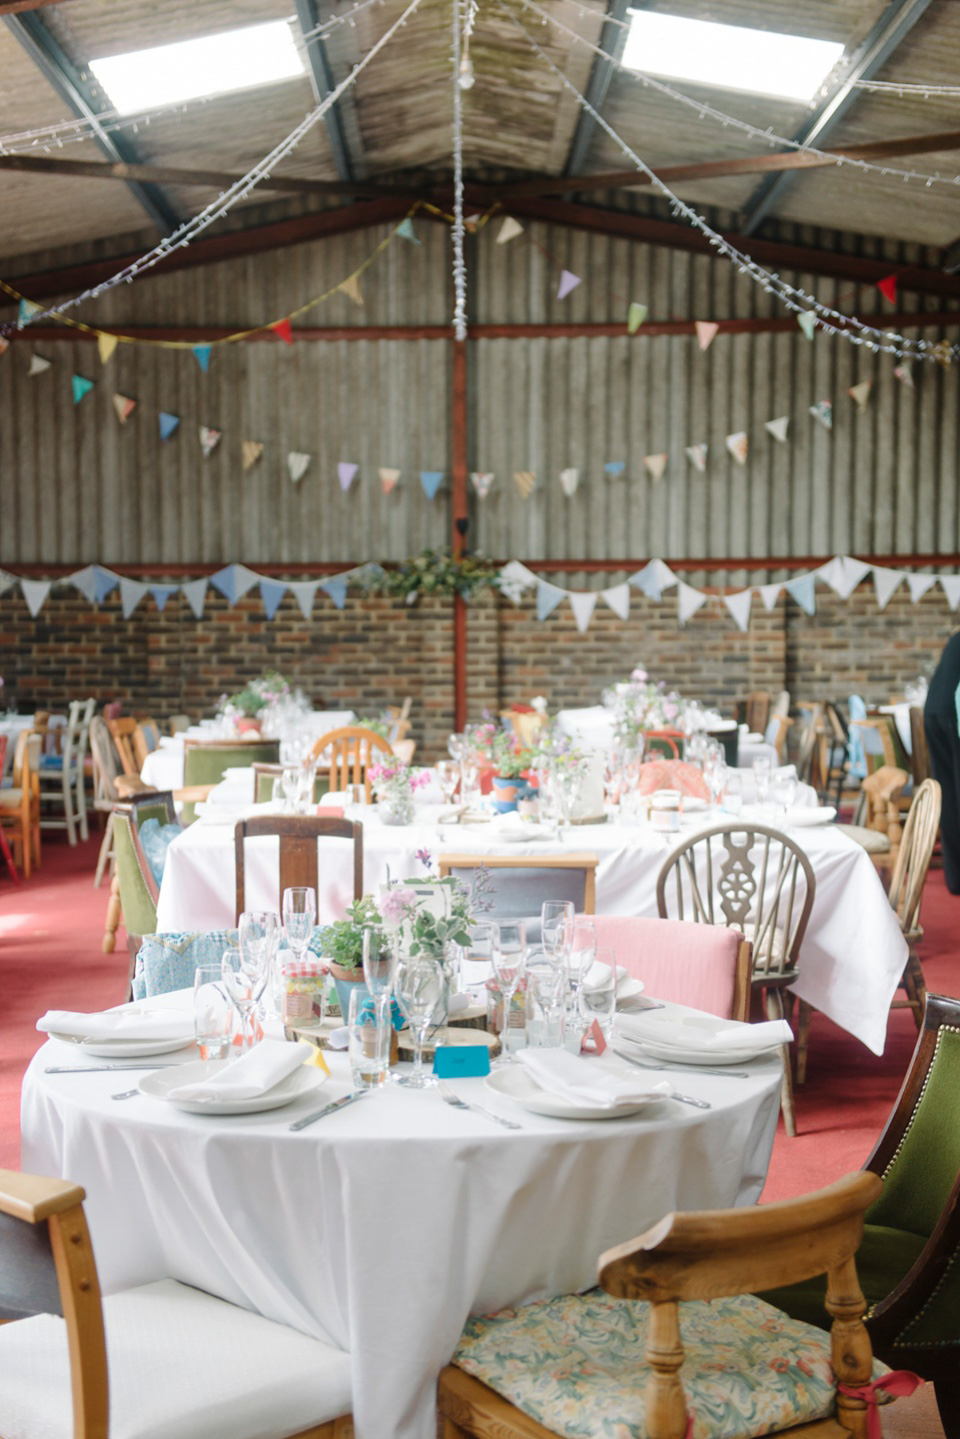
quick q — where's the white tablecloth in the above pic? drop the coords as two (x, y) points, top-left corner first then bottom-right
(878, 703), (913, 755)
(22, 995), (781, 1439)
(140, 711), (356, 791)
(157, 803), (906, 1055)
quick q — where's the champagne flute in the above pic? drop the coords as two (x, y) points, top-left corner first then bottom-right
(395, 958), (444, 1088)
(435, 759), (460, 805)
(491, 920), (527, 1067)
(281, 765), (300, 813)
(239, 909), (280, 1014)
(220, 946), (259, 1051)
(541, 900), (574, 968)
(282, 886), (317, 977)
(363, 927), (397, 1036)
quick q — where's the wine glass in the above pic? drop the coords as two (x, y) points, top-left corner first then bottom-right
(281, 765), (300, 812)
(772, 770), (798, 817)
(752, 756), (772, 812)
(363, 927), (397, 1033)
(239, 909), (280, 1013)
(579, 945), (618, 1045)
(394, 958), (444, 1088)
(220, 946), (261, 1051)
(282, 886), (317, 971)
(491, 920), (527, 1066)
(541, 900), (574, 968)
(436, 759), (460, 805)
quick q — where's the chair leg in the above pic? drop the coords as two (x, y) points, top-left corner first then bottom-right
(935, 1377), (960, 1438)
(75, 766), (89, 842)
(0, 823), (19, 885)
(102, 872), (122, 954)
(795, 1001), (812, 1085)
(766, 989), (797, 1137)
(902, 952), (926, 1030)
(93, 812), (114, 889)
(62, 772), (77, 846)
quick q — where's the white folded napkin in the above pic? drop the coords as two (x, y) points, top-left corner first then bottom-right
(490, 811), (539, 840)
(167, 1039), (311, 1102)
(38, 1009), (195, 1043)
(516, 1049), (667, 1108)
(617, 1014), (792, 1053)
(582, 960), (629, 994)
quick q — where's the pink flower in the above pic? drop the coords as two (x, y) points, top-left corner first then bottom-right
(379, 885), (417, 930)
(410, 771), (430, 790)
(663, 701), (678, 721)
(630, 668), (648, 682)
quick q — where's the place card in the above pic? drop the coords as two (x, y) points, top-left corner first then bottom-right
(434, 1045), (491, 1079)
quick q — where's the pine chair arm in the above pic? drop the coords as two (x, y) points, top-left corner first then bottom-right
(0, 1170), (86, 1225)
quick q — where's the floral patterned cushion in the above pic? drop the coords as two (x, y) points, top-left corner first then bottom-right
(453, 1289), (889, 1439)
(132, 928), (330, 1000)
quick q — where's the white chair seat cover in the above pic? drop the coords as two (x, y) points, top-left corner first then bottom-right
(0, 1278), (352, 1439)
(0, 787), (23, 807)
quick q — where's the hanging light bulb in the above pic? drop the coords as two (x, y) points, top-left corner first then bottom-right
(458, 51), (475, 88)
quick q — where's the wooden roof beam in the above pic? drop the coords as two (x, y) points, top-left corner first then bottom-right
(0, 151), (395, 199)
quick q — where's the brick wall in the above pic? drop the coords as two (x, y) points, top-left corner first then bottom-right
(2, 579), (956, 761)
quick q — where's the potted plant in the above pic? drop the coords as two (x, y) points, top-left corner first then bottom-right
(368, 760), (429, 825)
(489, 729), (535, 812)
(225, 685), (268, 734)
(323, 895), (382, 1016)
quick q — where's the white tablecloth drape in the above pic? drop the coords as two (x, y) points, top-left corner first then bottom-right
(22, 998), (781, 1439)
(157, 803), (906, 1056)
(140, 711), (356, 791)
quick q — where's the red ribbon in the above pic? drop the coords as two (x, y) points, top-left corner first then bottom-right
(837, 1371), (925, 1438)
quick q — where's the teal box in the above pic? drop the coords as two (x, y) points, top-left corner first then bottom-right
(433, 1045), (491, 1079)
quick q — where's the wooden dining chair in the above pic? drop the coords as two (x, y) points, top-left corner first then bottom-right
(656, 822), (816, 1136)
(643, 727), (685, 758)
(0, 736), (18, 884)
(0, 731), (41, 878)
(37, 697), (93, 846)
(886, 778), (942, 1027)
(104, 792), (180, 959)
(437, 853), (597, 936)
(764, 713), (793, 764)
(836, 765), (908, 869)
(908, 705), (931, 786)
(132, 717), (161, 769)
(181, 738), (281, 823)
(234, 814), (364, 922)
(0, 1168), (354, 1439)
(106, 716), (141, 778)
(438, 1171), (901, 1439)
(309, 724), (393, 801)
(590, 915), (751, 1021)
(744, 688), (771, 735)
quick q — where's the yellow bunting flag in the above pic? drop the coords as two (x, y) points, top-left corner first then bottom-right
(848, 380), (873, 411)
(643, 452), (668, 482)
(242, 440), (264, 471)
(338, 273), (364, 308)
(514, 470), (537, 499)
(627, 302), (648, 335)
(496, 216), (524, 244)
(97, 333), (119, 365)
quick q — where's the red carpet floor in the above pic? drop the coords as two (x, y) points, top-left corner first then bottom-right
(2, 833), (959, 1188)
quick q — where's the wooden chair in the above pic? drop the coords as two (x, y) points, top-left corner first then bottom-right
(887, 778), (942, 1027)
(309, 724), (393, 801)
(181, 738), (281, 824)
(0, 736), (19, 884)
(794, 703), (824, 788)
(437, 853), (597, 937)
(908, 705), (931, 786)
(37, 697), (94, 846)
(764, 713), (792, 763)
(132, 717), (161, 770)
(167, 712), (191, 734)
(438, 1171), (899, 1439)
(590, 915), (751, 1022)
(234, 814), (364, 922)
(643, 728), (685, 758)
(836, 765), (909, 869)
(744, 688), (770, 735)
(89, 715), (154, 887)
(656, 822), (816, 1136)
(252, 763), (330, 805)
(106, 716), (140, 778)
(501, 707), (548, 750)
(103, 792), (179, 960)
(0, 1168), (354, 1439)
(385, 696), (413, 745)
(0, 731), (41, 878)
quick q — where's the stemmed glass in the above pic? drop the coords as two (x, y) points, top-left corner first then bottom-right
(282, 886), (317, 978)
(436, 759), (460, 806)
(491, 920), (527, 1066)
(363, 927), (397, 1024)
(220, 946), (267, 1051)
(239, 909), (280, 1013)
(752, 757), (772, 814)
(772, 769), (798, 818)
(541, 900), (574, 970)
(394, 958), (444, 1088)
(281, 765), (301, 813)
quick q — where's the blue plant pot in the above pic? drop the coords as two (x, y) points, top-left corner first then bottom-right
(331, 973), (369, 1022)
(491, 775), (538, 813)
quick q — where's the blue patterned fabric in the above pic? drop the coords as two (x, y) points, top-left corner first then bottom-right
(138, 818), (182, 886)
(848, 694), (868, 780)
(132, 927), (329, 999)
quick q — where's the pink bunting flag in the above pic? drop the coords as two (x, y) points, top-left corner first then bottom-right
(695, 321), (719, 352)
(556, 270), (581, 301)
(338, 461), (358, 492)
(725, 431), (748, 465)
(471, 471), (494, 499)
(112, 393), (136, 425)
(894, 362), (914, 389)
(379, 467), (400, 494)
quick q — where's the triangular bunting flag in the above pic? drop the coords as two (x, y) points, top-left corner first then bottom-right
(695, 320), (719, 352)
(907, 573), (936, 603)
(514, 470), (536, 499)
(120, 577), (148, 619)
(797, 312), (817, 341)
(601, 583), (630, 620)
(321, 575), (348, 610)
(838, 555), (872, 597)
(876, 274), (897, 304)
(786, 574), (816, 615)
(70, 565), (98, 603)
(242, 440), (264, 471)
(631, 559), (677, 602)
(0, 338), (7, 358)
(893, 362), (914, 389)
(940, 575), (960, 611)
(28, 354), (51, 376)
(287, 451), (311, 484)
(471, 471), (494, 498)
(338, 274), (364, 308)
(20, 578), (50, 617)
(724, 589), (752, 632)
(569, 591), (597, 633)
(158, 411), (180, 442)
(97, 333), (119, 365)
(93, 566), (120, 603)
(556, 270), (581, 300)
(759, 583), (781, 611)
(192, 344), (212, 372)
(181, 579), (207, 619)
(677, 581), (708, 625)
(814, 557), (845, 595)
(559, 467), (579, 497)
(685, 444), (707, 473)
(209, 565), (260, 603)
(873, 567), (904, 610)
(765, 415), (790, 443)
(420, 470), (444, 500)
(627, 302), (647, 334)
(149, 584), (178, 612)
(495, 216), (524, 244)
(536, 580), (567, 621)
(725, 431), (748, 465)
(199, 426), (222, 457)
(379, 467), (400, 494)
(604, 461), (625, 477)
(848, 380), (873, 411)
(112, 393), (136, 424)
(260, 580), (287, 620)
(809, 400), (833, 430)
(643, 452), (668, 482)
(0, 568), (13, 595)
(499, 561), (537, 603)
(18, 299), (41, 328)
(337, 461), (358, 491)
(71, 374), (94, 405)
(396, 217), (420, 245)
(288, 580), (321, 619)
(271, 318), (294, 345)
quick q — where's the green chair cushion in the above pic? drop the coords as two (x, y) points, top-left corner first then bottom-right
(759, 1224), (927, 1332)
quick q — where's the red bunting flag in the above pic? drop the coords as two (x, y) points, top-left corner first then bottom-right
(876, 274), (897, 304)
(271, 318), (294, 344)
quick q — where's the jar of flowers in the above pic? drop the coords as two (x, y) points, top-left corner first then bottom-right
(489, 728), (535, 812)
(368, 760), (429, 825)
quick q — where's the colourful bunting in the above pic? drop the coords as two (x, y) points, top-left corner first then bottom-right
(695, 321), (719, 352)
(28, 354), (51, 376)
(396, 217), (420, 245)
(242, 440), (264, 470)
(192, 344), (212, 372)
(677, 581), (708, 625)
(876, 274), (897, 304)
(765, 415), (789, 443)
(199, 426), (222, 457)
(150, 584), (178, 612)
(685, 444), (707, 473)
(471, 471), (494, 498)
(604, 461), (625, 477)
(514, 470), (536, 499)
(848, 380), (873, 411)
(559, 467), (579, 497)
(71, 374), (94, 405)
(893, 362), (914, 389)
(643, 452), (668, 482)
(420, 470), (444, 500)
(158, 411), (180, 442)
(18, 299), (40, 328)
(627, 302), (648, 334)
(112, 393), (136, 424)
(271, 318), (294, 344)
(337, 461), (358, 491)
(496, 216), (524, 244)
(809, 401), (833, 430)
(260, 580), (288, 620)
(210, 564), (259, 603)
(338, 274), (364, 308)
(379, 467), (400, 494)
(287, 452), (311, 483)
(97, 333), (119, 365)
(797, 311), (817, 341)
(725, 431), (748, 465)
(556, 270), (581, 301)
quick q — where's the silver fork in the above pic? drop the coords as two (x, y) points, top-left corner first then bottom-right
(437, 1080), (522, 1129)
(111, 1089), (140, 1100)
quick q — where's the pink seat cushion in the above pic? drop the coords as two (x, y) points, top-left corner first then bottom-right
(593, 916), (744, 1019)
(636, 760), (710, 801)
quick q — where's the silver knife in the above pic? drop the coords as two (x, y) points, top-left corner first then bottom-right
(289, 1092), (364, 1131)
(611, 1049), (750, 1080)
(45, 1063), (185, 1074)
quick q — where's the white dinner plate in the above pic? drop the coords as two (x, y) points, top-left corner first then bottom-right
(615, 975), (646, 1003)
(783, 806), (836, 827)
(485, 1064), (668, 1121)
(615, 1016), (781, 1068)
(138, 1060), (325, 1115)
(680, 797), (708, 812)
(48, 1007), (196, 1059)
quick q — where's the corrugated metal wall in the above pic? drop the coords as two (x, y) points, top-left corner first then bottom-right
(2, 202), (957, 567)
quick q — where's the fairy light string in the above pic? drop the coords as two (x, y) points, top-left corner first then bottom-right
(451, 0), (469, 341)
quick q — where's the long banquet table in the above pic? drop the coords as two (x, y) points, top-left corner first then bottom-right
(554, 706), (777, 769)
(156, 800), (907, 1056)
(22, 994), (782, 1439)
(140, 711), (356, 791)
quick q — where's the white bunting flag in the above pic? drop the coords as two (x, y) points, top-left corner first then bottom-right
(28, 354), (51, 376)
(496, 216), (524, 244)
(471, 471), (494, 499)
(758, 583), (782, 611)
(724, 590), (752, 632)
(677, 581), (708, 625)
(685, 444), (707, 473)
(569, 591), (597, 633)
(499, 560), (538, 603)
(725, 431), (748, 465)
(809, 401), (833, 430)
(559, 467), (579, 497)
(631, 558), (678, 601)
(70, 565), (97, 603)
(765, 415), (790, 443)
(199, 426), (222, 457)
(20, 578), (50, 617)
(873, 567), (905, 610)
(643, 452), (669, 482)
(287, 452), (311, 483)
(848, 380), (873, 411)
(379, 467), (401, 494)
(940, 575), (960, 611)
(837, 555), (872, 597)
(120, 577), (149, 619)
(288, 580), (321, 619)
(695, 320), (719, 352)
(602, 583), (630, 620)
(536, 580), (567, 621)
(181, 579), (207, 619)
(907, 573), (936, 603)
(893, 362), (914, 389)
(813, 557), (846, 597)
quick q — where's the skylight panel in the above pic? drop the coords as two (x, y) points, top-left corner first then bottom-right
(89, 20), (305, 115)
(622, 12), (845, 104)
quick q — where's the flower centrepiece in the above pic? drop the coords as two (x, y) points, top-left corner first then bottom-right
(369, 761), (429, 825)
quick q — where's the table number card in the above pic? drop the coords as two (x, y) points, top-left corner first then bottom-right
(433, 1045), (491, 1078)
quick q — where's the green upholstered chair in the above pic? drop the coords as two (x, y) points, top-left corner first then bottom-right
(761, 992), (960, 1432)
(105, 793), (179, 987)
(181, 739), (280, 823)
(643, 728), (685, 758)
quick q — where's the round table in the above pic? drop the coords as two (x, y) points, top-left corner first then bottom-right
(140, 711), (357, 791)
(22, 997), (782, 1439)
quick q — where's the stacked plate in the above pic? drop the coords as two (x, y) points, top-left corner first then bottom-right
(615, 1011), (789, 1067)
